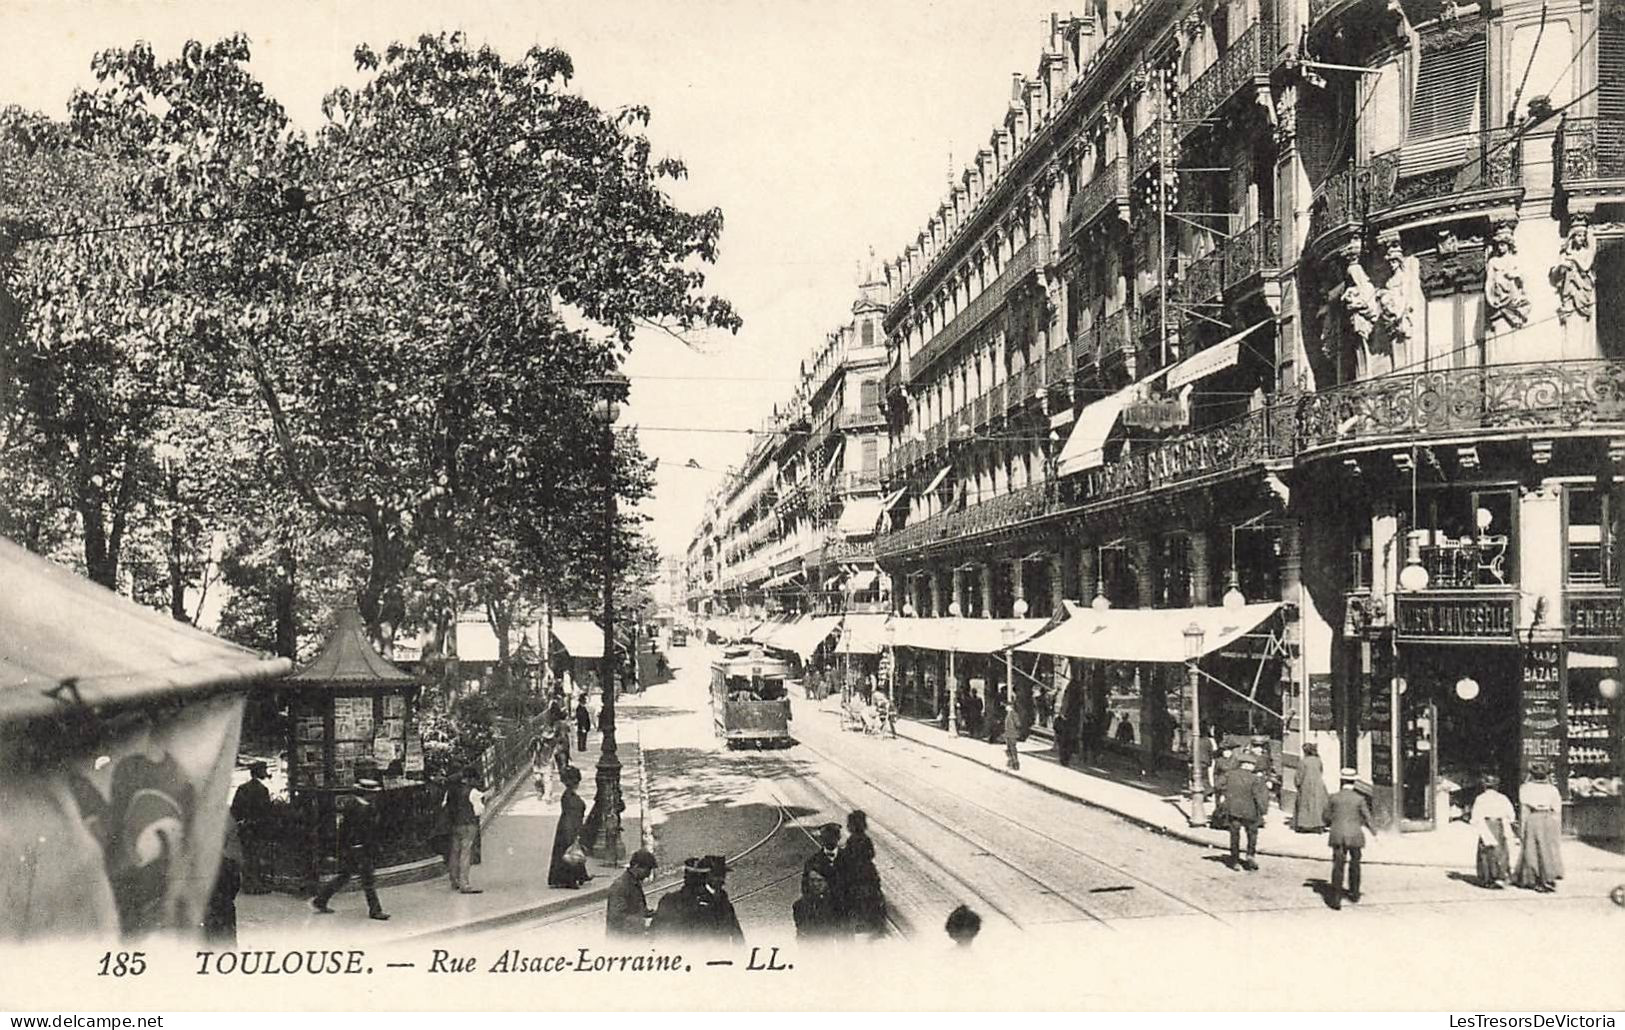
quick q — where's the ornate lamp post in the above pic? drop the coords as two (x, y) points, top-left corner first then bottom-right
(1003, 609), (1024, 771)
(581, 372), (630, 863)
(1184, 620), (1207, 827)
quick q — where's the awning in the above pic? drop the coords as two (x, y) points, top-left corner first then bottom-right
(922, 465), (951, 496)
(1056, 384), (1137, 476)
(767, 615), (842, 660)
(838, 498), (882, 535)
(0, 537), (292, 724)
(880, 487), (909, 510)
(845, 569), (879, 593)
(1049, 408), (1076, 429)
(1161, 321), (1269, 391)
(1017, 601), (1284, 663)
(551, 618), (606, 659)
(1569, 649), (1619, 670)
(762, 568), (804, 590)
(824, 440), (845, 478)
(835, 614), (892, 654)
(890, 617), (1049, 654)
(756, 614), (799, 647)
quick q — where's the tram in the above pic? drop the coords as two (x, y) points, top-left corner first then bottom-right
(709, 646), (795, 749)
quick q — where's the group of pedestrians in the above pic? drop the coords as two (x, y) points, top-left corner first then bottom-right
(793, 810), (888, 940)
(602, 852), (744, 942)
(1467, 764), (1566, 893)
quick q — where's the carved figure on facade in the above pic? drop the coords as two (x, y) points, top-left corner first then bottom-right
(1334, 239), (1379, 345)
(1550, 214), (1596, 324)
(1483, 222), (1531, 331)
(1271, 85), (1297, 151)
(1375, 235), (1422, 354)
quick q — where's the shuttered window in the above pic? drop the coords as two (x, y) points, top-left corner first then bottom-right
(1403, 36), (1485, 175)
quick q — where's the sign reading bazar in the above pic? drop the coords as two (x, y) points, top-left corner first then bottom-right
(1395, 596), (1516, 641)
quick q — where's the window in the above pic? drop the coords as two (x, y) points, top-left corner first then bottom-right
(1413, 487), (1517, 588)
(861, 438), (878, 471)
(861, 320), (875, 347)
(1566, 487), (1617, 585)
(858, 379), (878, 415)
(1158, 534), (1193, 607)
(1403, 35), (1485, 175)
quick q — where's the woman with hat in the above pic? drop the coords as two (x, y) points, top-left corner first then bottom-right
(1513, 763), (1564, 892)
(547, 766), (591, 889)
(834, 810), (887, 936)
(1293, 742), (1330, 832)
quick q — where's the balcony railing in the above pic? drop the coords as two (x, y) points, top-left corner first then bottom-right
(1365, 128), (1522, 219)
(876, 482), (1055, 558)
(1416, 539), (1513, 590)
(1130, 297), (1161, 350)
(1222, 218), (1282, 290)
(882, 362), (902, 397)
(1066, 158), (1130, 240)
(1130, 119), (1166, 181)
(1046, 345), (1073, 390)
(1175, 246), (1225, 306)
(841, 469), (880, 493)
(1306, 165), (1366, 252)
(1078, 404), (1291, 505)
(1298, 359), (1625, 453)
(909, 233), (1050, 384)
(839, 407), (885, 430)
(974, 392), (991, 428)
(1178, 23), (1277, 138)
(1557, 115), (1625, 192)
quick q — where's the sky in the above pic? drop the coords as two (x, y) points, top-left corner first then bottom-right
(3, 0), (1066, 559)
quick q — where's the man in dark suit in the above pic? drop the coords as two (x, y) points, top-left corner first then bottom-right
(802, 823), (842, 898)
(312, 778), (389, 920)
(651, 856), (744, 944)
(1326, 768), (1375, 909)
(1219, 758), (1269, 870)
(605, 849), (657, 937)
(230, 761), (273, 893)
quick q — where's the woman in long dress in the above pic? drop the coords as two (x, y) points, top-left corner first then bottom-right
(1293, 742), (1330, 832)
(1513, 764), (1564, 892)
(547, 766), (591, 888)
(834, 810), (886, 936)
(1469, 774), (1516, 888)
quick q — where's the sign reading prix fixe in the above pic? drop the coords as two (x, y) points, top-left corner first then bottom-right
(1395, 596), (1517, 641)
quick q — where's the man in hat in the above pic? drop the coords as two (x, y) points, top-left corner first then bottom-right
(605, 849), (658, 937)
(230, 760), (274, 893)
(312, 778), (389, 920)
(651, 858), (707, 938)
(652, 857), (743, 943)
(444, 766), (485, 894)
(1219, 757), (1269, 870)
(1326, 768), (1375, 909)
(802, 823), (843, 901)
(700, 854), (745, 944)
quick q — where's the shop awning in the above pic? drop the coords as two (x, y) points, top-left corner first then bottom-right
(845, 569), (879, 593)
(880, 487), (909, 510)
(755, 614), (798, 647)
(768, 615), (842, 660)
(1161, 321), (1269, 391)
(1056, 384), (1137, 476)
(1569, 648), (1619, 669)
(921, 465), (952, 496)
(838, 497), (882, 535)
(1049, 407), (1076, 429)
(835, 613), (891, 655)
(551, 618), (606, 659)
(762, 568), (804, 590)
(890, 617), (1049, 654)
(1017, 601), (1284, 663)
(0, 537), (292, 724)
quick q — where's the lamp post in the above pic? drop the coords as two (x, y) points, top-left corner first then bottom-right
(1183, 620), (1207, 827)
(947, 600), (962, 735)
(1002, 621), (1021, 771)
(581, 372), (629, 863)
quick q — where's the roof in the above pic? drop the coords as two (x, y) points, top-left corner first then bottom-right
(551, 618), (605, 659)
(1017, 601), (1284, 663)
(890, 617), (1048, 654)
(286, 608), (417, 687)
(0, 537), (292, 723)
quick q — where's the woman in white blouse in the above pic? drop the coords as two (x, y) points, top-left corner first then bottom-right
(1513, 764), (1565, 892)
(1468, 774), (1516, 888)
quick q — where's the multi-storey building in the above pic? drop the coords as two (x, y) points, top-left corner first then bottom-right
(686, 277), (894, 635)
(874, 0), (1623, 837)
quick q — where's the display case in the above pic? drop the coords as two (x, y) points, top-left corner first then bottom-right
(1564, 645), (1622, 839)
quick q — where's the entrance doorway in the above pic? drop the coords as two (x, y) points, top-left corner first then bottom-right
(1397, 645), (1521, 830)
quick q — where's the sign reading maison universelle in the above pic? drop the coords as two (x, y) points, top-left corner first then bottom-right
(1395, 597), (1517, 640)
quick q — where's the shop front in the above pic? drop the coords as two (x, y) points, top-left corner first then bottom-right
(1562, 593), (1623, 840)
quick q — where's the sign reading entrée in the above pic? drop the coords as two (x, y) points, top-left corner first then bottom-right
(1567, 596), (1623, 639)
(1395, 596), (1516, 641)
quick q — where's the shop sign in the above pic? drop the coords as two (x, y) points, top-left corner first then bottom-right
(1122, 393), (1188, 431)
(1566, 596), (1622, 639)
(1395, 597), (1516, 641)
(1519, 644), (1566, 780)
(1308, 673), (1335, 732)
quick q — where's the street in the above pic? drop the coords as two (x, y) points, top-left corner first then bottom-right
(462, 644), (1625, 1010)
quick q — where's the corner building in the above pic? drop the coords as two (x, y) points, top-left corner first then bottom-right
(875, 0), (1623, 836)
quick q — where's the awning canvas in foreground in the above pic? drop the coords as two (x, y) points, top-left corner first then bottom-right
(891, 617), (1049, 654)
(0, 536), (291, 941)
(768, 615), (843, 660)
(1160, 321), (1269, 391)
(1018, 601), (1283, 663)
(835, 613), (891, 655)
(838, 498), (882, 535)
(1056, 384), (1138, 476)
(550, 618), (606, 659)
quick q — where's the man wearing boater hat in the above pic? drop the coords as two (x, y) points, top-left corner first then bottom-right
(1326, 768), (1375, 910)
(311, 777), (389, 920)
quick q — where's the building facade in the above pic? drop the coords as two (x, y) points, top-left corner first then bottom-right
(686, 278), (894, 626)
(872, 0), (1622, 835)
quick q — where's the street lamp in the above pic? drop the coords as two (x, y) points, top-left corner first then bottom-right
(1002, 623), (1020, 771)
(1183, 620), (1207, 827)
(581, 371), (630, 864)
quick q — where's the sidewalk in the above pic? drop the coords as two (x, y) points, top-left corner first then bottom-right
(236, 734), (645, 944)
(822, 699), (1625, 872)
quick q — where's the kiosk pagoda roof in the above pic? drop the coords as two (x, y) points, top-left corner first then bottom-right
(285, 608), (417, 690)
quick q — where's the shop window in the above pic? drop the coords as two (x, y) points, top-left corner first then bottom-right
(1099, 546), (1138, 607)
(1565, 487), (1617, 586)
(1157, 534), (1193, 607)
(1350, 526), (1374, 591)
(1413, 487), (1517, 588)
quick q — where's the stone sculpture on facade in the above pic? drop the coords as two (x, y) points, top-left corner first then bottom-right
(1483, 221), (1532, 331)
(1550, 215), (1596, 324)
(1375, 235), (1422, 355)
(1336, 239), (1379, 345)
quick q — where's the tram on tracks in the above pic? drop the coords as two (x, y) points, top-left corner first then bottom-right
(710, 646), (795, 749)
